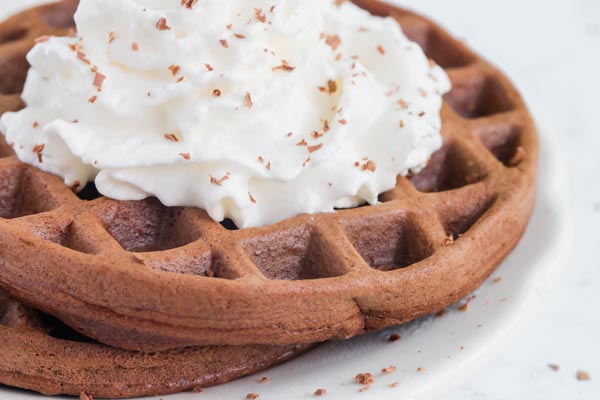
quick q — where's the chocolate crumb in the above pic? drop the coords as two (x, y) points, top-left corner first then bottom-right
(548, 364), (560, 372)
(249, 192), (257, 204)
(358, 385), (371, 393)
(388, 333), (401, 342)
(272, 59), (296, 72)
(210, 173), (230, 186)
(377, 45), (385, 55)
(76, 51), (90, 65)
(164, 133), (180, 142)
(308, 143), (323, 154)
(181, 0), (199, 10)
(492, 277), (502, 284)
(255, 8), (267, 23)
(260, 376), (269, 383)
(169, 65), (181, 77)
(179, 152), (191, 160)
(245, 92), (253, 108)
(323, 34), (341, 51)
(354, 373), (374, 385)
(577, 371), (591, 381)
(417, 367), (425, 373)
(219, 39), (229, 48)
(382, 365), (397, 374)
(246, 393), (259, 400)
(314, 388), (327, 396)
(108, 32), (116, 44)
(213, 89), (222, 97)
(131, 41), (139, 51)
(93, 72), (105, 91)
(327, 80), (337, 94)
(33, 144), (45, 163)
(156, 17), (171, 31)
(88, 95), (97, 104)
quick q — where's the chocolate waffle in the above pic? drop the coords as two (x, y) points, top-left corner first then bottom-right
(0, 0), (538, 350)
(0, 289), (310, 398)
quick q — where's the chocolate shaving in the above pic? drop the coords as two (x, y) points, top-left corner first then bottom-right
(169, 64), (181, 76)
(32, 144), (45, 163)
(272, 60), (296, 72)
(245, 92), (253, 108)
(210, 173), (231, 186)
(255, 8), (267, 23)
(382, 365), (397, 374)
(354, 373), (374, 385)
(93, 72), (105, 91)
(388, 333), (401, 342)
(76, 51), (90, 65)
(156, 17), (171, 31)
(323, 33), (341, 51)
(308, 143), (323, 154)
(181, 0), (198, 9)
(164, 133), (180, 142)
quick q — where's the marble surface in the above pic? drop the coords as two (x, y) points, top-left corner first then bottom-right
(0, 0), (597, 399)
(394, 0), (599, 398)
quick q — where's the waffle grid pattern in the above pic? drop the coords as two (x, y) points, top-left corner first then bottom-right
(0, 0), (538, 350)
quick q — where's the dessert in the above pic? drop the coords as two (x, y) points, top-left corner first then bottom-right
(0, 0), (538, 351)
(1, 0), (450, 229)
(0, 0), (538, 395)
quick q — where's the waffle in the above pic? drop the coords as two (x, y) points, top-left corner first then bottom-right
(0, 0), (538, 351)
(0, 289), (311, 398)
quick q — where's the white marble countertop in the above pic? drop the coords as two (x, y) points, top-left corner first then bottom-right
(0, 0), (597, 399)
(393, 0), (599, 398)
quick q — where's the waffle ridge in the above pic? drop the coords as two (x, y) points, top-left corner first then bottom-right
(0, 0), (539, 350)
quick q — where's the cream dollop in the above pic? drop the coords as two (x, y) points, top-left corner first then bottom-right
(1, 0), (450, 228)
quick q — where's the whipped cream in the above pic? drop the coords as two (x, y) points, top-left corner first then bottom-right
(1, 0), (450, 228)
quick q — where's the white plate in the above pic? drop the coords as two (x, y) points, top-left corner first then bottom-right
(0, 2), (571, 399)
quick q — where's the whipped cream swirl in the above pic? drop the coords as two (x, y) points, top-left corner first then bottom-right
(1, 0), (450, 228)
